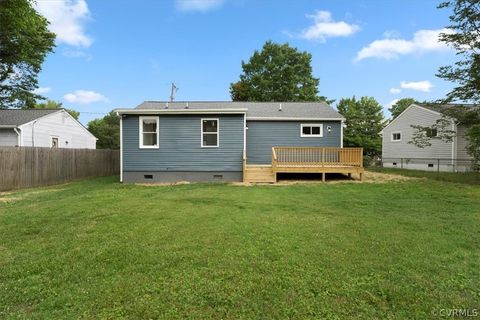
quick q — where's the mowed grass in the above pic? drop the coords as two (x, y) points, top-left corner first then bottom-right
(0, 173), (479, 319)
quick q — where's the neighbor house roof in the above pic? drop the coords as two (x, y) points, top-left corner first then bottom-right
(0, 109), (60, 127)
(417, 103), (479, 114)
(116, 101), (344, 120)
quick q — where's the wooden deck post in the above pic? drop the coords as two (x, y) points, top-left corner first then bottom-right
(322, 172), (325, 182)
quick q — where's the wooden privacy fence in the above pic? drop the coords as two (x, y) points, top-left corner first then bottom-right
(0, 147), (120, 191)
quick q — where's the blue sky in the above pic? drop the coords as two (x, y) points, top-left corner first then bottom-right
(34, 0), (456, 125)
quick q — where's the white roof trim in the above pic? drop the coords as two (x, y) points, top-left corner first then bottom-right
(247, 117), (344, 121)
(0, 125), (17, 128)
(381, 104), (442, 134)
(116, 108), (247, 115)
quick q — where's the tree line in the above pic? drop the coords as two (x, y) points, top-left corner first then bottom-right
(1, 0), (478, 166)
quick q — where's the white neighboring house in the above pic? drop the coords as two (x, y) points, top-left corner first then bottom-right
(381, 103), (474, 172)
(0, 109), (97, 149)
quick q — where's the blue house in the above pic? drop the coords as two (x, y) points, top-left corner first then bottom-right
(116, 101), (364, 183)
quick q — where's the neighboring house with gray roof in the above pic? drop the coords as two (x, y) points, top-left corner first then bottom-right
(116, 101), (346, 183)
(0, 109), (97, 149)
(381, 103), (474, 172)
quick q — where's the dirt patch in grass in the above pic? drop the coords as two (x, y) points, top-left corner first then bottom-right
(0, 188), (66, 203)
(232, 171), (418, 186)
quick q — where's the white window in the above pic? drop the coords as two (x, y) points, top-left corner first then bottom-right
(301, 124), (323, 137)
(201, 118), (219, 147)
(391, 132), (402, 142)
(51, 137), (59, 148)
(139, 116), (159, 148)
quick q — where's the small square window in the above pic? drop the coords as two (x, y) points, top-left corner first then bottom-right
(428, 164), (434, 168)
(426, 128), (438, 138)
(392, 132), (401, 141)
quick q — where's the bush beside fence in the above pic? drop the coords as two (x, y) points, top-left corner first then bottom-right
(0, 147), (119, 191)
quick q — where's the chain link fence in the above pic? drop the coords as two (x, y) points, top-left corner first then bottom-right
(381, 157), (475, 173)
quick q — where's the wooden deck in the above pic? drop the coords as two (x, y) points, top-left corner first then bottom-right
(243, 147), (364, 183)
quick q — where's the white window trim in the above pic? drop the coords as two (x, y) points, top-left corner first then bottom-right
(201, 118), (219, 148)
(139, 116), (159, 149)
(391, 131), (402, 142)
(300, 123), (323, 137)
(50, 136), (59, 148)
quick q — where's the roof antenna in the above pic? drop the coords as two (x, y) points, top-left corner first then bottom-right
(279, 103), (282, 111)
(170, 83), (178, 102)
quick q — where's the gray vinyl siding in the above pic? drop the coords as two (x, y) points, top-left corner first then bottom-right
(456, 125), (473, 160)
(0, 129), (18, 146)
(382, 105), (454, 160)
(123, 114), (244, 172)
(246, 120), (342, 164)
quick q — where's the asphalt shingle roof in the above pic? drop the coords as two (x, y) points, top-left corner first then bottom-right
(418, 103), (479, 114)
(135, 101), (344, 120)
(0, 109), (60, 126)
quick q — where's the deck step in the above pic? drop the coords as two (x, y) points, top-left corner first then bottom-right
(244, 165), (276, 183)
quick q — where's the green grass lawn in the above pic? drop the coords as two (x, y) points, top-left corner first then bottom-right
(0, 173), (479, 319)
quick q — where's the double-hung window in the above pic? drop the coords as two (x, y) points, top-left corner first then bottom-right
(139, 116), (159, 148)
(201, 119), (219, 147)
(301, 124), (323, 137)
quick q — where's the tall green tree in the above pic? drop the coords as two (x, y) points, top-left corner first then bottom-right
(30, 99), (80, 120)
(230, 41), (329, 102)
(0, 0), (56, 108)
(389, 98), (417, 119)
(437, 0), (480, 103)
(411, 0), (480, 169)
(337, 96), (386, 157)
(88, 111), (120, 149)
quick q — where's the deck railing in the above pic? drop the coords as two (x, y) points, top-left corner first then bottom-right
(272, 147), (363, 168)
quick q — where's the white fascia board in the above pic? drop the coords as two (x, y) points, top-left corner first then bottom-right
(246, 117), (345, 121)
(116, 108), (247, 115)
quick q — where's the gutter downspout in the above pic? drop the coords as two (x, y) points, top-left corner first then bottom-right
(117, 112), (123, 183)
(31, 120), (37, 147)
(13, 127), (21, 146)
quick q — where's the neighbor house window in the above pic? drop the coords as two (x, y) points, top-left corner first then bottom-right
(301, 124), (323, 137)
(201, 119), (219, 147)
(139, 116), (159, 148)
(51, 137), (59, 148)
(426, 128), (438, 138)
(391, 132), (401, 141)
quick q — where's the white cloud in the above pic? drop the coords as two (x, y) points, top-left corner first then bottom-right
(175, 0), (224, 12)
(35, 0), (93, 47)
(400, 80), (433, 92)
(355, 28), (453, 61)
(386, 99), (400, 109)
(389, 88), (402, 94)
(296, 10), (360, 42)
(64, 90), (109, 104)
(32, 87), (51, 95)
